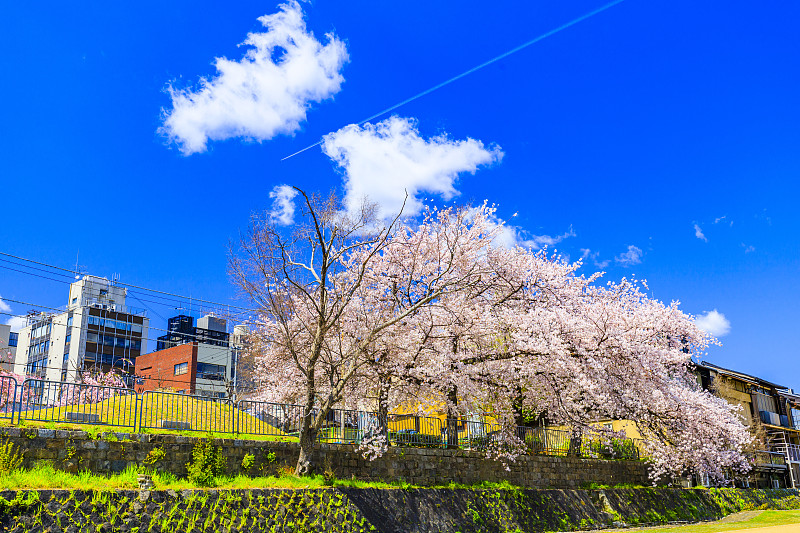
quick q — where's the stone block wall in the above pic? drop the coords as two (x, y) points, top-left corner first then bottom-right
(0, 427), (650, 488)
(0, 488), (798, 533)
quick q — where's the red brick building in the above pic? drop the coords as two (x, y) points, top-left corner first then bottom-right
(135, 343), (197, 394)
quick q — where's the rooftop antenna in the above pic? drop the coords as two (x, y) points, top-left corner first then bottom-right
(73, 251), (87, 280)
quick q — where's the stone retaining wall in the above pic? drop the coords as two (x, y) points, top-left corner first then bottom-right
(0, 488), (798, 533)
(1, 427), (650, 488)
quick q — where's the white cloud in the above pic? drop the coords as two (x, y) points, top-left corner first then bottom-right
(580, 248), (610, 268)
(160, 1), (348, 155)
(0, 297), (10, 314)
(742, 244), (755, 254)
(527, 226), (576, 249)
(714, 215), (733, 227)
(693, 223), (707, 242)
(5, 316), (26, 333)
(321, 116), (503, 218)
(694, 309), (731, 337)
(269, 185), (299, 225)
(614, 245), (643, 267)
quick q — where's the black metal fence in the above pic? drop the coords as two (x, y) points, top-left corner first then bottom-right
(0, 376), (644, 460)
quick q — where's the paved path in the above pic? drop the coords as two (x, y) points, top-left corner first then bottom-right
(720, 524), (800, 533)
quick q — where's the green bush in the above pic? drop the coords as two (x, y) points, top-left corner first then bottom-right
(186, 436), (227, 487)
(588, 438), (639, 460)
(0, 439), (23, 474)
(388, 430), (442, 448)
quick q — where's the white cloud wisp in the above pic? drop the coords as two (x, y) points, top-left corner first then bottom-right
(269, 185), (299, 226)
(321, 116), (503, 218)
(5, 316), (26, 333)
(160, 1), (349, 155)
(694, 309), (731, 337)
(580, 248), (610, 269)
(615, 245), (643, 267)
(694, 223), (707, 242)
(0, 297), (10, 314)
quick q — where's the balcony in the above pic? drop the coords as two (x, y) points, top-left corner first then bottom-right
(759, 410), (791, 428)
(752, 450), (787, 470)
(786, 444), (800, 463)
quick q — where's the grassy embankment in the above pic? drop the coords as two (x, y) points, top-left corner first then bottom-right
(0, 461), (524, 491)
(1, 393), (297, 442)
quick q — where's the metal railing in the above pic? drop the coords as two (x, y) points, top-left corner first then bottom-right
(0, 376), (18, 421)
(236, 399), (303, 437)
(139, 390), (236, 434)
(0, 377), (648, 461)
(753, 450), (787, 467)
(785, 444), (800, 463)
(17, 379), (138, 429)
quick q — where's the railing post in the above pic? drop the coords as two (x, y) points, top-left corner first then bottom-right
(234, 400), (239, 436)
(132, 391), (139, 433)
(138, 392), (145, 433)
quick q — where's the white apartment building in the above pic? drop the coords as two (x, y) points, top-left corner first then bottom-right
(14, 275), (149, 383)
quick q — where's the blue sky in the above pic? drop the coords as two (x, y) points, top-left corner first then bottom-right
(1, 0), (798, 386)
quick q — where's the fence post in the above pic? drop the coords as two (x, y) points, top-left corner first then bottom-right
(11, 379), (18, 426)
(132, 391), (139, 433)
(234, 400), (239, 436)
(138, 393), (145, 433)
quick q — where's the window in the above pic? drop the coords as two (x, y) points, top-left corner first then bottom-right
(65, 333), (71, 344)
(8, 332), (17, 347)
(197, 363), (226, 381)
(63, 352), (69, 362)
(131, 323), (142, 334)
(67, 315), (73, 327)
(131, 340), (141, 351)
(87, 332), (99, 343)
(72, 297), (77, 304)
(174, 362), (188, 376)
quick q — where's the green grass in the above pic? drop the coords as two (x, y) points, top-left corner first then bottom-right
(5, 394), (295, 441)
(625, 511), (800, 532)
(0, 462), (406, 491)
(14, 394), (287, 436)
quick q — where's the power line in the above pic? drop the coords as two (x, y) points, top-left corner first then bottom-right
(0, 303), (251, 349)
(280, 0), (626, 161)
(0, 251), (256, 314)
(0, 265), (254, 324)
(0, 311), (255, 391)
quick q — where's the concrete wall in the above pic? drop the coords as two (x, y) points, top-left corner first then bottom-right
(2, 428), (650, 489)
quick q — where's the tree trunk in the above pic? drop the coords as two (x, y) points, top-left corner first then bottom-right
(296, 371), (318, 476)
(377, 374), (389, 439)
(568, 431), (583, 457)
(296, 422), (317, 475)
(446, 386), (459, 449)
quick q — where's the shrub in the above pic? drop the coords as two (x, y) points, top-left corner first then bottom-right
(241, 453), (255, 472)
(0, 439), (23, 473)
(144, 447), (166, 466)
(186, 437), (227, 487)
(388, 430), (442, 448)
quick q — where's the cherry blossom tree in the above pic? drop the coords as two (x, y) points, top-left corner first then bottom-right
(232, 190), (752, 481)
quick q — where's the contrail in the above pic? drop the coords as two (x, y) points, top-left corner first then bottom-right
(281, 0), (626, 161)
